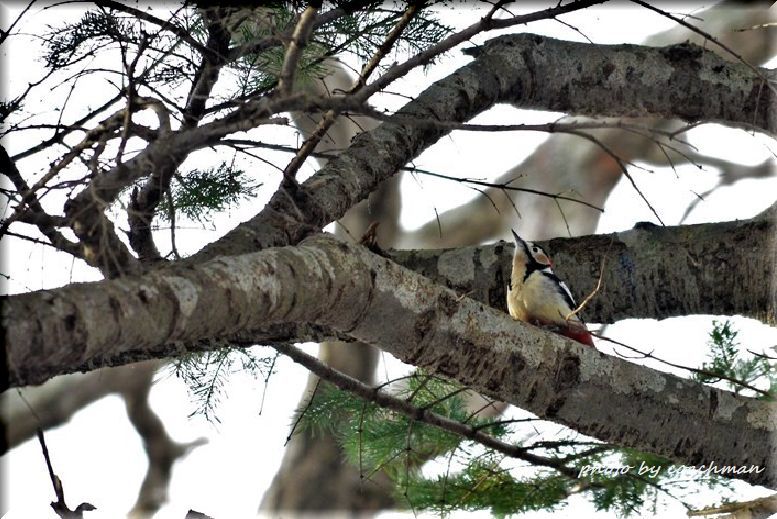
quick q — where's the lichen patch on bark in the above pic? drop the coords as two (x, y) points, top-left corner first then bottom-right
(438, 248), (475, 285)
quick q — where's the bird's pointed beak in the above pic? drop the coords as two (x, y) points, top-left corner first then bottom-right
(511, 229), (524, 245)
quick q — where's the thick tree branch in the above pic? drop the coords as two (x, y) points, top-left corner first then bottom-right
(2, 213), (772, 393)
(386, 214), (776, 325)
(4, 235), (775, 488)
(463, 34), (775, 132)
(3, 212), (774, 385)
(194, 33), (775, 262)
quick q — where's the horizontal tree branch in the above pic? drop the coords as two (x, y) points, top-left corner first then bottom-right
(463, 34), (775, 134)
(385, 214), (776, 325)
(4, 235), (775, 488)
(193, 33), (775, 262)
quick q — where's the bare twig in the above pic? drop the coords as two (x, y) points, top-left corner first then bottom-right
(407, 165), (603, 212)
(564, 129), (665, 225)
(93, 0), (216, 58)
(37, 429), (96, 518)
(10, 93), (124, 161)
(595, 333), (772, 398)
(565, 234), (613, 321)
(0, 0), (35, 47)
(355, 0), (606, 102)
(285, 378), (322, 446)
(0, 145), (81, 257)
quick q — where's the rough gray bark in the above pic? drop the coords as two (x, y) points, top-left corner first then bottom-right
(402, 5), (776, 249)
(4, 234), (775, 488)
(4, 212), (774, 389)
(389, 216), (776, 325)
(193, 34), (774, 263)
(4, 6), (774, 512)
(464, 34), (774, 131)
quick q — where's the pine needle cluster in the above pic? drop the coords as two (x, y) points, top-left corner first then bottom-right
(296, 373), (718, 517)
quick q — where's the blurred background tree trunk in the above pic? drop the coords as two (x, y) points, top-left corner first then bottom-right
(260, 61), (402, 512)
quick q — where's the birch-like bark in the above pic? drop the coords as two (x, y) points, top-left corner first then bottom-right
(4, 234), (775, 488)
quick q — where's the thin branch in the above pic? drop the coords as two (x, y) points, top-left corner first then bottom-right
(406, 165), (603, 212)
(354, 0), (607, 102)
(0, 0), (35, 46)
(9, 93), (124, 162)
(278, 3), (320, 96)
(596, 333), (772, 398)
(0, 145), (82, 257)
(285, 378), (322, 446)
(270, 342), (592, 483)
(93, 0), (217, 59)
(564, 129), (665, 224)
(37, 429), (95, 518)
(565, 235), (613, 320)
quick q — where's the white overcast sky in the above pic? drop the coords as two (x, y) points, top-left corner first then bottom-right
(2, 2), (777, 518)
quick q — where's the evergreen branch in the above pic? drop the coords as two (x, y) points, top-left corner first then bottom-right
(350, 2), (421, 92)
(93, 0), (215, 59)
(270, 342), (593, 484)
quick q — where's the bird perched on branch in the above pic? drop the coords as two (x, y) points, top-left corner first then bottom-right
(506, 231), (595, 348)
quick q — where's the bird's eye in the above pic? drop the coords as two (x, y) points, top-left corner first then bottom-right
(532, 247), (538, 253)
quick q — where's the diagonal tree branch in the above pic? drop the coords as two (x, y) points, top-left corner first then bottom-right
(0, 145), (82, 258)
(193, 33), (775, 262)
(3, 212), (774, 390)
(270, 341), (599, 483)
(4, 234), (775, 488)
(403, 4), (775, 249)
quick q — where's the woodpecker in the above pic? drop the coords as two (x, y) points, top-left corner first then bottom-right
(506, 230), (595, 347)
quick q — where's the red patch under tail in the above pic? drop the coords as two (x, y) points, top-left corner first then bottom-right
(562, 327), (595, 348)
